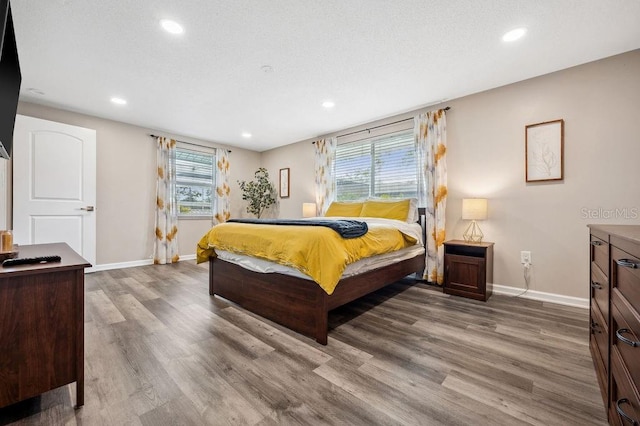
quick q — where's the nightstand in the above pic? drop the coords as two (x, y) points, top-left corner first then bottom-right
(443, 240), (494, 301)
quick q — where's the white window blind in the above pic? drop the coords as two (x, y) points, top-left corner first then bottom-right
(176, 148), (215, 217)
(335, 129), (418, 201)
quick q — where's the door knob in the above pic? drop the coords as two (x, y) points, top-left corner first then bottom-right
(80, 206), (95, 211)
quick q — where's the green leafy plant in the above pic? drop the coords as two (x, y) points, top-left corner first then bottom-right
(238, 168), (276, 218)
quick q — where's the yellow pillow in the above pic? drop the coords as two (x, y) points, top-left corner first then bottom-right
(324, 202), (364, 217)
(360, 199), (411, 221)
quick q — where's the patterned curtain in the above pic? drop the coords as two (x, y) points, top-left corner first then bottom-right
(314, 137), (336, 215)
(214, 149), (231, 224)
(415, 109), (447, 284)
(153, 137), (179, 264)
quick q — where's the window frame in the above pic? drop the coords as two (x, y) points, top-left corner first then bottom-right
(334, 127), (418, 202)
(175, 144), (216, 220)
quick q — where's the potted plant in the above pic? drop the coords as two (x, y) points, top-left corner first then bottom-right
(238, 168), (276, 218)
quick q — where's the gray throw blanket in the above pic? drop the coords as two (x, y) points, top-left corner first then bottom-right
(227, 218), (368, 239)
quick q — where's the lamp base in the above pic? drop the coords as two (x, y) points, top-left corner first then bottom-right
(463, 220), (484, 243)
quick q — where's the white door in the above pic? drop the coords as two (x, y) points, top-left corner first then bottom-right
(12, 115), (96, 266)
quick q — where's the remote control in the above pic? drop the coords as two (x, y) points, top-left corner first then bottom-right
(2, 255), (62, 267)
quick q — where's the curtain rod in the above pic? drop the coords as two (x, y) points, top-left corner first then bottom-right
(149, 134), (231, 152)
(312, 106), (450, 143)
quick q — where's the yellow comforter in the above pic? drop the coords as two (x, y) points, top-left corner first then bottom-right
(196, 220), (418, 295)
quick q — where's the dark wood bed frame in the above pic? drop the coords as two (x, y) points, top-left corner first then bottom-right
(208, 208), (427, 345)
(209, 254), (424, 345)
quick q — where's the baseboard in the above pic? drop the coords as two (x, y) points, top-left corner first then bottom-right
(492, 284), (588, 309)
(87, 260), (587, 309)
(89, 253), (197, 273)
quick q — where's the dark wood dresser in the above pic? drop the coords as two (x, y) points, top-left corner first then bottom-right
(0, 243), (91, 409)
(588, 225), (640, 425)
(443, 240), (494, 301)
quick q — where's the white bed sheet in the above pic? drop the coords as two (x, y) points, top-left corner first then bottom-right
(215, 245), (425, 281)
(311, 216), (424, 246)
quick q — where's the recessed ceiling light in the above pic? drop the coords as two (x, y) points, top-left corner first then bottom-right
(502, 27), (527, 42)
(261, 65), (274, 73)
(110, 97), (127, 105)
(322, 101), (335, 109)
(160, 19), (184, 35)
(241, 132), (252, 138)
(27, 88), (45, 96)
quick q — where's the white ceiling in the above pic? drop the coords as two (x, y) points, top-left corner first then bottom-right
(11, 0), (640, 152)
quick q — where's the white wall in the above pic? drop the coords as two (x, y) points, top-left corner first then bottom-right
(14, 102), (261, 265)
(446, 49), (640, 298)
(261, 139), (316, 218)
(12, 50), (640, 297)
(261, 49), (640, 299)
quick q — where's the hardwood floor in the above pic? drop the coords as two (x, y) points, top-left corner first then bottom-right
(0, 261), (607, 425)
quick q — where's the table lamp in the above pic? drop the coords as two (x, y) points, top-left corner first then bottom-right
(462, 198), (487, 243)
(302, 203), (316, 218)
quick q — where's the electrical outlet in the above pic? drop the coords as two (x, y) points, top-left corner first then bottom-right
(520, 251), (532, 265)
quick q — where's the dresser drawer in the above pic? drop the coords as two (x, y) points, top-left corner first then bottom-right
(588, 226), (640, 423)
(591, 301), (609, 373)
(612, 291), (640, 390)
(591, 265), (609, 325)
(590, 332), (608, 408)
(591, 235), (609, 277)
(611, 246), (640, 311)
(610, 347), (640, 426)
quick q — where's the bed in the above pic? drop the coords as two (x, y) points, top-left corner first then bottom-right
(197, 200), (426, 345)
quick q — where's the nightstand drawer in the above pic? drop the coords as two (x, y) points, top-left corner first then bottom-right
(445, 254), (484, 292)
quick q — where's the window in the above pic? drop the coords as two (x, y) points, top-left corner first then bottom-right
(176, 147), (215, 217)
(335, 129), (418, 201)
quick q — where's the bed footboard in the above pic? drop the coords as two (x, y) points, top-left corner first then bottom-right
(209, 252), (425, 345)
(210, 258), (330, 343)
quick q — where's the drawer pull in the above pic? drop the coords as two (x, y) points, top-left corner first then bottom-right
(591, 321), (601, 334)
(615, 398), (639, 425)
(616, 259), (640, 269)
(616, 328), (640, 347)
(591, 240), (603, 246)
(590, 281), (602, 290)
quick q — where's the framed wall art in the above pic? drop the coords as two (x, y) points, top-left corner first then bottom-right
(279, 167), (290, 198)
(525, 119), (564, 182)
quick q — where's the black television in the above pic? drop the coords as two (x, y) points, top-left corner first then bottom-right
(0, 0), (21, 160)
